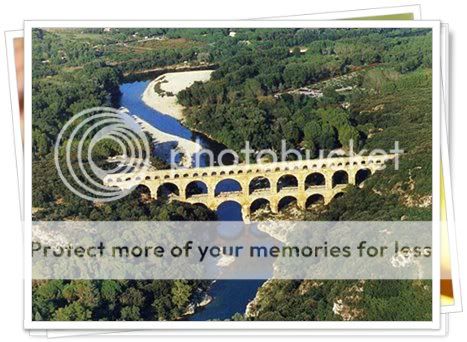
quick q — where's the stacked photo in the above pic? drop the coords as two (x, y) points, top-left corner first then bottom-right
(4, 4), (462, 337)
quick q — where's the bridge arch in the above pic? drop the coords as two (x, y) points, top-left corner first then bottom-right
(306, 194), (324, 208)
(333, 192), (345, 200)
(250, 198), (271, 215)
(332, 170), (349, 188)
(186, 181), (208, 198)
(277, 174), (298, 192)
(305, 172), (325, 189)
(278, 196), (298, 212)
(192, 202), (209, 210)
(249, 176), (271, 194)
(134, 184), (152, 201)
(157, 182), (180, 200)
(216, 200), (243, 221)
(355, 168), (371, 186)
(215, 179), (242, 197)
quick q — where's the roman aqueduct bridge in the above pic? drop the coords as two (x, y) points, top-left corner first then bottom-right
(104, 154), (396, 220)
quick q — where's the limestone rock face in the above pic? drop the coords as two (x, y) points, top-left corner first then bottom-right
(183, 290), (213, 316)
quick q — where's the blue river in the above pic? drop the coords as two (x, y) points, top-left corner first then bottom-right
(119, 80), (265, 321)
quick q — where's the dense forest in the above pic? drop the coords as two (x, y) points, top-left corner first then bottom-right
(242, 280), (431, 321)
(33, 279), (213, 321)
(32, 28), (220, 321)
(31, 27), (433, 321)
(177, 28), (431, 154)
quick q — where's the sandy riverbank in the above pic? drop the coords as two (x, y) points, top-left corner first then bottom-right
(142, 70), (214, 120)
(131, 114), (202, 167)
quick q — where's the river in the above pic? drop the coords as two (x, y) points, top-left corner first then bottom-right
(119, 80), (266, 321)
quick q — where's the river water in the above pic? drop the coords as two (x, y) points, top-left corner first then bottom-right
(119, 80), (266, 321)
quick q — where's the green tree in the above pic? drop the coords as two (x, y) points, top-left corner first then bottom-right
(171, 280), (192, 310)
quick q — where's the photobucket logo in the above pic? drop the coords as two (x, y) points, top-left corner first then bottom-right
(170, 139), (403, 170)
(54, 107), (151, 202)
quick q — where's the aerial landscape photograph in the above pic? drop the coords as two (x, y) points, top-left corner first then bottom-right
(30, 26), (434, 322)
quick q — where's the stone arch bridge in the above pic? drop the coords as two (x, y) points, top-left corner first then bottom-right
(104, 154), (396, 220)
